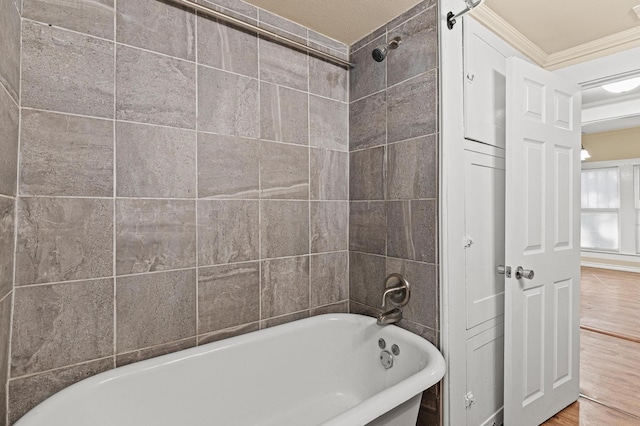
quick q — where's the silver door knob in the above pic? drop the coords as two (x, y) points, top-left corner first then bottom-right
(515, 266), (534, 280)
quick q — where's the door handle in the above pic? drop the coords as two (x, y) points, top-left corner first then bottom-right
(515, 266), (534, 280)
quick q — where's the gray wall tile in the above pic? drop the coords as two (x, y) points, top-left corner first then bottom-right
(261, 256), (309, 318)
(309, 95), (348, 151)
(260, 200), (308, 259)
(0, 326), (9, 426)
(349, 91), (386, 151)
(259, 38), (308, 91)
(387, 7), (437, 87)
(0, 293), (12, 424)
(23, 0), (114, 39)
(197, 200), (259, 266)
(349, 252), (385, 308)
(8, 358), (113, 425)
(260, 141), (309, 199)
(197, 133), (259, 199)
(310, 301), (348, 316)
(260, 310), (309, 328)
(10, 279), (114, 376)
(116, 122), (196, 198)
(386, 0), (435, 31)
(310, 148), (348, 200)
(387, 135), (437, 200)
(349, 201), (386, 255)
(198, 0), (257, 21)
(350, 300), (381, 317)
(22, 21), (114, 118)
(258, 10), (307, 44)
(387, 70), (437, 143)
(350, 25), (386, 54)
(260, 83), (308, 145)
(387, 258), (437, 329)
(198, 262), (259, 333)
(198, 322), (259, 345)
(20, 110), (114, 197)
(350, 146), (386, 201)
(349, 35), (386, 102)
(116, 199), (196, 275)
(310, 201), (348, 253)
(0, 86), (18, 196)
(116, 338), (196, 367)
(310, 252), (347, 307)
(198, 66), (259, 137)
(16, 198), (113, 285)
(116, 45), (196, 129)
(309, 56), (347, 102)
(116, 269), (196, 352)
(117, 0), (195, 61)
(308, 31), (348, 57)
(387, 200), (436, 263)
(0, 199), (14, 300)
(0, 0), (21, 103)
(197, 15), (258, 78)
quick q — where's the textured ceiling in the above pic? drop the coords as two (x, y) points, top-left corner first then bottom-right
(242, 0), (422, 45)
(242, 1), (640, 54)
(484, 0), (640, 54)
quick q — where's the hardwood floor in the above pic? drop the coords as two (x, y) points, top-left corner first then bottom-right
(543, 397), (640, 426)
(581, 267), (640, 342)
(580, 330), (640, 417)
(541, 267), (640, 425)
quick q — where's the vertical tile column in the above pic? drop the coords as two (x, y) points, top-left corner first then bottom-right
(0, 0), (21, 423)
(348, 1), (440, 424)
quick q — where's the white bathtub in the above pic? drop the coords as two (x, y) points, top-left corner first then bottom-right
(15, 313), (445, 426)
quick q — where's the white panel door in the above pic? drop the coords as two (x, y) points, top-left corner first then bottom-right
(504, 57), (581, 426)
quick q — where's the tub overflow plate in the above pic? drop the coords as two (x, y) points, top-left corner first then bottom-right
(380, 350), (394, 369)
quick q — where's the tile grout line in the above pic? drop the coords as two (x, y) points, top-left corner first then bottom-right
(195, 8), (200, 343)
(257, 10), (262, 327)
(8, 355), (116, 382)
(307, 30), (312, 314)
(112, 0), (117, 368)
(346, 47), (351, 311)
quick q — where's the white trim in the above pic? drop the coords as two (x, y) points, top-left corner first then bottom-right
(469, 6), (546, 67)
(439, 1), (467, 424)
(545, 26), (640, 70)
(469, 5), (640, 71)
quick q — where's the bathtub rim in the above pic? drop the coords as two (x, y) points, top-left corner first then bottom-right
(14, 313), (445, 426)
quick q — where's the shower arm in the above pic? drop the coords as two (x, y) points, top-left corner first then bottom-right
(447, 0), (485, 30)
(164, 0), (355, 69)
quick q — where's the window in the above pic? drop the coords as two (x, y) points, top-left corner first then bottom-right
(581, 167), (619, 251)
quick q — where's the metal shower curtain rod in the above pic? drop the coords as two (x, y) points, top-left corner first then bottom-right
(166, 0), (355, 69)
(447, 0), (485, 30)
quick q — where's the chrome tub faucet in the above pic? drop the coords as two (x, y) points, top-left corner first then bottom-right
(377, 273), (411, 326)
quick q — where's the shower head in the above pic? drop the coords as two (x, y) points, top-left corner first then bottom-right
(372, 37), (401, 62)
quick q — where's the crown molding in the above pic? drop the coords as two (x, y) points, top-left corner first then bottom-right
(469, 5), (640, 70)
(545, 26), (640, 70)
(469, 5), (547, 66)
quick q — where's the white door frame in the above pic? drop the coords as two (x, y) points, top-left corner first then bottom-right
(439, 1), (467, 424)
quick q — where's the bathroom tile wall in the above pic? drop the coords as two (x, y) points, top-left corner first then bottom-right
(348, 1), (440, 424)
(0, 0), (20, 423)
(6, 0), (349, 422)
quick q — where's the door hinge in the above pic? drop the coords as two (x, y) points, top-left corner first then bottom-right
(464, 391), (476, 408)
(463, 236), (474, 249)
